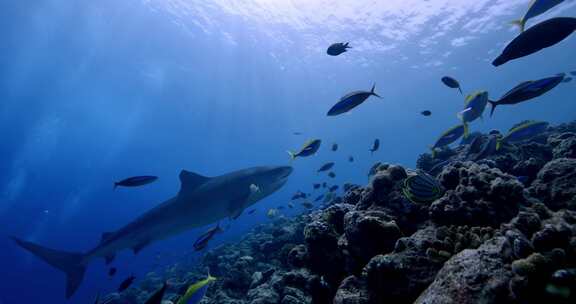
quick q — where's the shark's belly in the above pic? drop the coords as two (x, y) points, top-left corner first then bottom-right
(86, 197), (231, 261)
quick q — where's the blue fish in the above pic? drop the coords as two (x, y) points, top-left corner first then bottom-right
(488, 74), (564, 116)
(114, 175), (158, 189)
(512, 0), (565, 32)
(317, 162), (335, 173)
(193, 223), (223, 251)
(327, 42), (351, 56)
(327, 84), (381, 116)
(458, 91), (488, 137)
(288, 139), (322, 160)
(493, 17), (576, 66)
(497, 121), (549, 150)
(370, 139), (380, 154)
(430, 125), (465, 157)
(473, 135), (499, 161)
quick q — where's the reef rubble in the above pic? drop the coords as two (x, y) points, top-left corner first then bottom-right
(105, 121), (576, 304)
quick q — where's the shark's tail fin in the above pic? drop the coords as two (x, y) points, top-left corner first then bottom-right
(11, 236), (86, 299)
(370, 83), (381, 98)
(488, 100), (497, 117)
(511, 19), (525, 32)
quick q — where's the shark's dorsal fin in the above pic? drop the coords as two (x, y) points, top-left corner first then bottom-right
(179, 170), (210, 195)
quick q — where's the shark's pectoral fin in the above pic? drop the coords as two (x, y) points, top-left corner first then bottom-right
(105, 254), (116, 265)
(133, 240), (150, 255)
(179, 170), (211, 196)
(230, 208), (244, 220)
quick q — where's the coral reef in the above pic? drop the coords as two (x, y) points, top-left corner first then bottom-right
(103, 121), (576, 304)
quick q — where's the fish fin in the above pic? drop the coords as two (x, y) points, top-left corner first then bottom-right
(11, 236), (86, 299)
(132, 240), (150, 255)
(457, 107), (471, 121)
(178, 170), (210, 196)
(104, 254), (115, 265)
(488, 100), (497, 117)
(370, 83), (381, 98)
(511, 19), (525, 32)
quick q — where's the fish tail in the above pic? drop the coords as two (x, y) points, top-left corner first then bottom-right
(463, 122), (470, 139)
(287, 150), (296, 162)
(371, 83), (381, 98)
(488, 100), (497, 117)
(11, 236), (86, 299)
(511, 19), (525, 32)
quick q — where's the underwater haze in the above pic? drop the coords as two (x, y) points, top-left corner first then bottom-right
(1, 0), (576, 303)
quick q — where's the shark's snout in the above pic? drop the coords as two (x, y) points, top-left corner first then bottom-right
(277, 166), (293, 179)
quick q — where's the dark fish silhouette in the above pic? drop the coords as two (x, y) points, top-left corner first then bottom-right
(328, 172), (336, 178)
(193, 223), (223, 251)
(327, 84), (381, 116)
(332, 143), (339, 151)
(493, 17), (576, 66)
(322, 182), (327, 188)
(327, 42), (351, 56)
(313, 183), (321, 189)
(370, 139), (380, 154)
(348, 156), (354, 162)
(441, 76), (463, 94)
(488, 74), (564, 116)
(144, 282), (167, 304)
(114, 176), (158, 190)
(317, 162), (335, 173)
(329, 185), (339, 192)
(108, 267), (117, 277)
(118, 275), (136, 292)
(421, 110), (432, 116)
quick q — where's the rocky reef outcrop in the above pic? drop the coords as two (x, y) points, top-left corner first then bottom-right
(102, 120), (576, 304)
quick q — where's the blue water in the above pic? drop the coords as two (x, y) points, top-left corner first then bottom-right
(0, 1), (575, 303)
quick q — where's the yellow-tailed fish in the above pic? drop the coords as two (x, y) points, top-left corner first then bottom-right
(176, 274), (216, 304)
(512, 0), (565, 32)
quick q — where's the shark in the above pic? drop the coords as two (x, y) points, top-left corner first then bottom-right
(11, 165), (293, 299)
